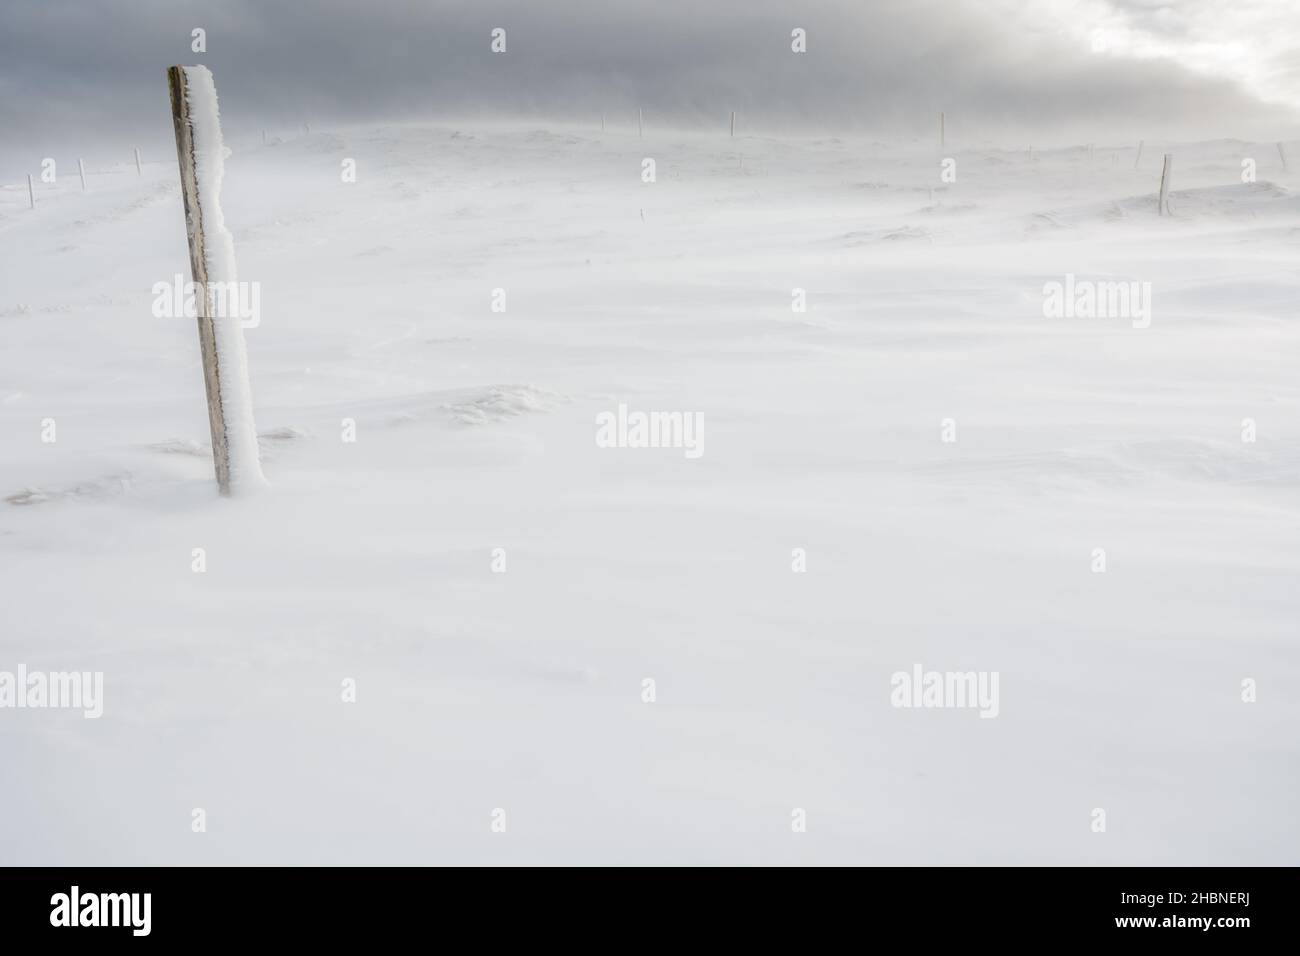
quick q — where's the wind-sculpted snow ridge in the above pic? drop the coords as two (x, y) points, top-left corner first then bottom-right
(837, 224), (933, 245)
(5, 473), (134, 506)
(1025, 181), (1298, 232)
(438, 385), (568, 426)
(146, 438), (208, 457)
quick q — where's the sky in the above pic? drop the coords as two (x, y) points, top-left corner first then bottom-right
(1, 0), (1298, 166)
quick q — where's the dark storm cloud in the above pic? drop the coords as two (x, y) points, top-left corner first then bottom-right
(0, 0), (1294, 153)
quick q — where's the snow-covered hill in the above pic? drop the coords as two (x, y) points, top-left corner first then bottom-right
(1, 124), (1297, 863)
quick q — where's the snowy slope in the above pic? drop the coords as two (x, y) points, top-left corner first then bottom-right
(1, 124), (1298, 864)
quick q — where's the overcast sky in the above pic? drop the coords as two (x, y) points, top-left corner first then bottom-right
(2, 0), (1298, 162)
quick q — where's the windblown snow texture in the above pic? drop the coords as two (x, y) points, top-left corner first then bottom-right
(1, 123), (1298, 864)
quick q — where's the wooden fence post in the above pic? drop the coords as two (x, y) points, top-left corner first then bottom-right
(1134, 140), (1144, 169)
(27, 174), (35, 209)
(940, 111), (945, 149)
(134, 147), (142, 175)
(1158, 153), (1173, 216)
(638, 107), (643, 139)
(1279, 143), (1289, 171)
(730, 110), (736, 137)
(167, 65), (265, 495)
(78, 158), (87, 191)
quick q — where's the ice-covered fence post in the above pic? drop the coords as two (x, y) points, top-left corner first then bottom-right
(1279, 143), (1289, 171)
(638, 107), (643, 139)
(940, 111), (945, 149)
(166, 65), (265, 496)
(134, 147), (142, 175)
(1134, 140), (1143, 169)
(730, 110), (736, 137)
(1158, 153), (1172, 216)
(600, 112), (605, 132)
(26, 174), (35, 209)
(78, 159), (87, 191)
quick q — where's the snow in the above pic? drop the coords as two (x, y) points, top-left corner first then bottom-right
(182, 65), (265, 491)
(0, 124), (1298, 864)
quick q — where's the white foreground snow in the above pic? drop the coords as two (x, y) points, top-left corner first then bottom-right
(0, 124), (1297, 864)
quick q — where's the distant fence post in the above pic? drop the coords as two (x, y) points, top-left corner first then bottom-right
(638, 107), (643, 139)
(1279, 143), (1289, 171)
(27, 174), (35, 209)
(134, 147), (142, 175)
(78, 158), (87, 191)
(167, 64), (265, 495)
(730, 110), (736, 137)
(1134, 140), (1144, 169)
(940, 111), (945, 149)
(1158, 154), (1173, 215)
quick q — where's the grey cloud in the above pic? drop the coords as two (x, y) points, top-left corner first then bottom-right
(0, 0), (1295, 162)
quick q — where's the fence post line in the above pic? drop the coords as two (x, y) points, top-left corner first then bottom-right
(165, 64), (274, 496)
(168, 66), (232, 494)
(1158, 153), (1173, 216)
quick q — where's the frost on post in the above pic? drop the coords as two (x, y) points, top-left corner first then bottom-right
(168, 64), (265, 493)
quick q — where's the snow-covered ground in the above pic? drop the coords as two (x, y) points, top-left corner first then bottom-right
(1, 121), (1297, 864)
